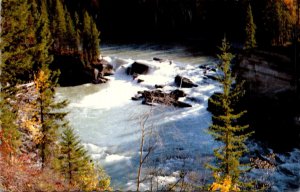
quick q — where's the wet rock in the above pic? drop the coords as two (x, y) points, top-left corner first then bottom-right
(205, 75), (218, 81)
(187, 97), (203, 103)
(92, 59), (114, 83)
(133, 89), (191, 108)
(102, 64), (114, 76)
(137, 79), (144, 83)
(175, 75), (198, 88)
(174, 101), (192, 108)
(153, 57), (166, 62)
(92, 77), (109, 84)
(199, 65), (207, 69)
(131, 93), (143, 101)
(127, 62), (149, 75)
(155, 84), (165, 89)
(170, 89), (186, 99)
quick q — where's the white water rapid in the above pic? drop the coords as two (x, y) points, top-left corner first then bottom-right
(56, 43), (300, 191)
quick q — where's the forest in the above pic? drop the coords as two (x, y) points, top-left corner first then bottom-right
(1, 0), (300, 191)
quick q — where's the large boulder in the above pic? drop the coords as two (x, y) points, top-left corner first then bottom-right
(91, 59), (114, 84)
(127, 62), (149, 75)
(102, 64), (114, 76)
(175, 75), (198, 88)
(170, 89), (187, 100)
(92, 59), (114, 76)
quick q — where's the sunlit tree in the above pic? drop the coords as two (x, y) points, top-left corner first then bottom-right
(208, 39), (253, 191)
(244, 3), (257, 49)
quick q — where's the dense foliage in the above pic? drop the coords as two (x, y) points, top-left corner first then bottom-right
(63, 0), (299, 47)
(0, 0), (109, 191)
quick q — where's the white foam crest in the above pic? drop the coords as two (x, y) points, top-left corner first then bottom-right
(83, 143), (107, 159)
(105, 154), (131, 163)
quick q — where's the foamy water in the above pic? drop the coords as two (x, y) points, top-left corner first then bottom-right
(56, 44), (300, 191)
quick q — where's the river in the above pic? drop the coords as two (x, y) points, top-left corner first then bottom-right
(56, 43), (300, 191)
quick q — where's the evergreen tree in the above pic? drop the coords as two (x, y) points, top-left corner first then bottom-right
(90, 21), (101, 62)
(82, 10), (101, 65)
(1, 0), (34, 85)
(56, 127), (111, 191)
(0, 0), (32, 160)
(57, 127), (92, 187)
(264, 0), (293, 46)
(0, 91), (21, 158)
(53, 0), (67, 51)
(244, 3), (257, 49)
(82, 11), (92, 64)
(74, 12), (82, 52)
(34, 0), (53, 71)
(34, 67), (68, 169)
(208, 39), (253, 191)
(65, 8), (78, 52)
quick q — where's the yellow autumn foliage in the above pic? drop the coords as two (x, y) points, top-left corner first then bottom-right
(71, 162), (112, 191)
(34, 69), (50, 91)
(210, 175), (240, 192)
(22, 118), (43, 144)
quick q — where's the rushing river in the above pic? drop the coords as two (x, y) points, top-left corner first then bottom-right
(56, 43), (300, 191)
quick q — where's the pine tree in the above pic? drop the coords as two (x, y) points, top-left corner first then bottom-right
(34, 0), (53, 71)
(56, 127), (111, 191)
(82, 11), (92, 64)
(74, 12), (82, 52)
(34, 67), (68, 169)
(208, 39), (253, 191)
(0, 0), (32, 160)
(264, 0), (293, 46)
(1, 0), (35, 85)
(90, 21), (101, 62)
(53, 0), (67, 51)
(65, 8), (78, 52)
(57, 127), (92, 187)
(82, 10), (101, 65)
(244, 3), (257, 49)
(0, 91), (21, 158)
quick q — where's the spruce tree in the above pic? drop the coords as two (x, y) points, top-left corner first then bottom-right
(0, 91), (21, 158)
(74, 12), (82, 52)
(90, 21), (101, 62)
(53, 0), (67, 51)
(65, 8), (78, 52)
(82, 11), (92, 64)
(244, 3), (257, 49)
(264, 0), (293, 46)
(34, 66), (68, 169)
(1, 0), (34, 85)
(57, 127), (111, 191)
(34, 0), (53, 71)
(57, 127), (91, 186)
(82, 11), (101, 65)
(208, 39), (253, 191)
(0, 0), (32, 159)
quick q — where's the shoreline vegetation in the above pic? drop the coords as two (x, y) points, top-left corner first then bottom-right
(1, 0), (300, 191)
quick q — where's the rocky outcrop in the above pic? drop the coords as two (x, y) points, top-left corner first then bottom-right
(132, 89), (191, 108)
(92, 59), (114, 84)
(235, 50), (300, 151)
(237, 50), (294, 95)
(175, 75), (198, 88)
(50, 55), (114, 86)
